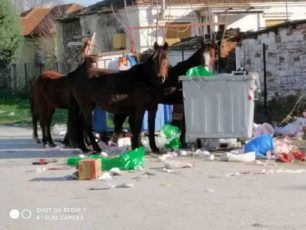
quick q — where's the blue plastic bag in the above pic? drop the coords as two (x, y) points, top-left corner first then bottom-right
(244, 134), (274, 158)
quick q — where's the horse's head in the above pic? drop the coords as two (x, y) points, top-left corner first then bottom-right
(200, 41), (218, 70)
(219, 38), (237, 58)
(151, 42), (169, 85)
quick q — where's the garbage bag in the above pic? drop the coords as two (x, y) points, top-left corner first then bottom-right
(99, 146), (145, 171)
(165, 137), (181, 150)
(161, 124), (181, 150)
(67, 156), (82, 166)
(244, 134), (274, 158)
(186, 65), (213, 77)
(161, 124), (180, 139)
(66, 147), (145, 171)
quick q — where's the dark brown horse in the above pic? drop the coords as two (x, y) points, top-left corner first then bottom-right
(67, 42), (169, 152)
(112, 38), (237, 152)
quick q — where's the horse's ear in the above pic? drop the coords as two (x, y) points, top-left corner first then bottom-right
(200, 36), (205, 48)
(163, 42), (169, 50)
(154, 42), (159, 50)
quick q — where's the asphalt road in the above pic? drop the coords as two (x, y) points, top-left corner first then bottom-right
(1, 125), (306, 230)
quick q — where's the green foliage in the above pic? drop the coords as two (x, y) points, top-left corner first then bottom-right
(0, 0), (21, 65)
(0, 96), (67, 127)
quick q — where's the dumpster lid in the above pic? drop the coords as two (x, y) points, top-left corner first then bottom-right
(179, 72), (259, 81)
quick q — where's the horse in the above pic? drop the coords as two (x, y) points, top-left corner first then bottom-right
(29, 55), (113, 151)
(67, 42), (169, 152)
(112, 38), (237, 152)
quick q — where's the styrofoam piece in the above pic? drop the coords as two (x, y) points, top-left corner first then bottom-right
(226, 151), (256, 162)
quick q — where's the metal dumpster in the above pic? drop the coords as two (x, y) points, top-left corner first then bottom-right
(180, 72), (260, 142)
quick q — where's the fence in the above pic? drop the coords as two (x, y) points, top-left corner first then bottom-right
(0, 61), (60, 95)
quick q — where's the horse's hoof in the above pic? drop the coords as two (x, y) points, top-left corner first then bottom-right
(36, 140), (41, 144)
(151, 148), (161, 154)
(43, 144), (48, 148)
(48, 143), (56, 148)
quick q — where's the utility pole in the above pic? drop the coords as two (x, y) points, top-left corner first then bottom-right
(285, 0), (289, 21)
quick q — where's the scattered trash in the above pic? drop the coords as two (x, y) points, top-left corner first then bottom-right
(274, 118), (306, 137)
(160, 182), (171, 186)
(244, 134), (274, 158)
(109, 167), (122, 176)
(163, 168), (174, 173)
(52, 124), (67, 135)
(116, 183), (135, 188)
(101, 147), (145, 171)
(223, 149), (256, 162)
(78, 159), (102, 180)
(203, 188), (215, 193)
(273, 137), (296, 155)
(164, 160), (193, 169)
(176, 149), (188, 156)
(277, 151), (306, 163)
(208, 155), (215, 161)
(134, 165), (143, 171)
(32, 159), (57, 165)
(118, 137), (131, 147)
(132, 171), (156, 181)
(47, 167), (69, 171)
(253, 123), (274, 137)
(194, 149), (210, 157)
(67, 147), (145, 171)
(89, 182), (135, 190)
(35, 167), (46, 173)
(65, 171), (78, 180)
(161, 124), (181, 150)
(89, 184), (116, 190)
(98, 172), (112, 180)
(158, 152), (178, 161)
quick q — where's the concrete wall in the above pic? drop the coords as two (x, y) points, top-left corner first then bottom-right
(236, 22), (306, 101)
(57, 19), (82, 73)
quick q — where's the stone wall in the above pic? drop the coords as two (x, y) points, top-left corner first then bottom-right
(236, 23), (306, 101)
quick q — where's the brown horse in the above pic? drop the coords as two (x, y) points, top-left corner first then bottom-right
(67, 42), (169, 152)
(112, 38), (237, 152)
(29, 55), (114, 150)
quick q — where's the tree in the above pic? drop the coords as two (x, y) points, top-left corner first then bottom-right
(10, 0), (63, 12)
(0, 0), (21, 65)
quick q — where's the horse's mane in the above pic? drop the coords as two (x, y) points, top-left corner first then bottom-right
(41, 71), (65, 80)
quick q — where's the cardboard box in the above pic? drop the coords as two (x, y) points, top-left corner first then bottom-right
(78, 158), (102, 180)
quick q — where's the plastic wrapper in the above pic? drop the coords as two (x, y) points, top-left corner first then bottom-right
(186, 65), (213, 77)
(244, 134), (274, 158)
(161, 124), (181, 150)
(67, 147), (145, 171)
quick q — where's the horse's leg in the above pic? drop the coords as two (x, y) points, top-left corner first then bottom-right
(46, 108), (56, 147)
(67, 98), (89, 152)
(39, 119), (48, 148)
(130, 109), (145, 150)
(29, 88), (41, 144)
(112, 114), (128, 143)
(32, 113), (41, 144)
(81, 108), (101, 153)
(148, 106), (160, 153)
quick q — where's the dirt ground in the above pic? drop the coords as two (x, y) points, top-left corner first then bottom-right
(1, 125), (306, 230)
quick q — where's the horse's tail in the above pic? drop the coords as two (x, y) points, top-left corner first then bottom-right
(67, 96), (87, 151)
(29, 81), (40, 142)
